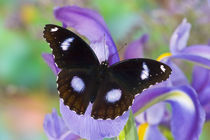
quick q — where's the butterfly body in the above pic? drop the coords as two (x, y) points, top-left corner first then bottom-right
(44, 24), (172, 120)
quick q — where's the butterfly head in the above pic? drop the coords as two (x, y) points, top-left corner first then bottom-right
(95, 61), (109, 80)
(101, 61), (109, 67)
(100, 61), (109, 71)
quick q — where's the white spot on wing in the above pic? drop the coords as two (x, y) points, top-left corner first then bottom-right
(51, 27), (58, 32)
(160, 65), (166, 72)
(140, 62), (149, 80)
(106, 89), (122, 103)
(61, 38), (74, 51)
(71, 76), (85, 93)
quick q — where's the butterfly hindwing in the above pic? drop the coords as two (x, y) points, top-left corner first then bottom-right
(57, 68), (97, 115)
(43, 24), (99, 69)
(91, 73), (135, 120)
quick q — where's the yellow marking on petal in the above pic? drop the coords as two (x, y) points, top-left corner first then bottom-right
(138, 123), (149, 140)
(157, 52), (172, 61)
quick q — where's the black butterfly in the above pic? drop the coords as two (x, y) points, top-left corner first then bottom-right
(43, 24), (172, 120)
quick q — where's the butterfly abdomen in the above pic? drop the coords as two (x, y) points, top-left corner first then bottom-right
(89, 61), (110, 103)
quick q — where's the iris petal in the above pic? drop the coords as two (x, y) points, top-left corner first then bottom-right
(170, 19), (191, 53)
(192, 66), (210, 95)
(43, 109), (80, 140)
(169, 19), (210, 68)
(135, 103), (165, 125)
(42, 53), (60, 75)
(166, 60), (189, 86)
(132, 86), (205, 140)
(124, 34), (149, 59)
(192, 66), (210, 121)
(54, 6), (119, 65)
(204, 104), (210, 121)
(60, 100), (129, 140)
(143, 125), (166, 140)
(171, 45), (210, 68)
(171, 54), (210, 69)
(59, 132), (80, 140)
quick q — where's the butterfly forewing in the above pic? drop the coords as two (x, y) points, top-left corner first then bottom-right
(109, 58), (172, 95)
(43, 24), (99, 69)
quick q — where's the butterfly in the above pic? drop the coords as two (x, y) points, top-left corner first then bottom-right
(43, 24), (172, 120)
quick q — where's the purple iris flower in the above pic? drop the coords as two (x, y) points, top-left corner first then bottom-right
(42, 6), (206, 140)
(126, 19), (210, 140)
(132, 85), (205, 140)
(167, 18), (210, 123)
(125, 37), (205, 140)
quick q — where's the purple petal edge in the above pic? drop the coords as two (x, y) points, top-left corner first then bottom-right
(171, 54), (210, 68)
(170, 18), (191, 53)
(42, 53), (60, 75)
(166, 59), (189, 86)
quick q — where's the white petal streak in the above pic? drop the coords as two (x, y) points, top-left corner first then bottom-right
(90, 41), (109, 63)
(167, 90), (195, 112)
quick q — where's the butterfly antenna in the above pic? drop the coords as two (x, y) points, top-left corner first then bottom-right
(109, 43), (127, 60)
(103, 33), (107, 62)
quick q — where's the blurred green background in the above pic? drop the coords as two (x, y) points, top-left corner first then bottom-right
(0, 0), (210, 140)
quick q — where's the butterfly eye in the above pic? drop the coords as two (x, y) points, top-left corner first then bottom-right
(71, 76), (85, 93)
(61, 37), (74, 51)
(105, 89), (122, 103)
(140, 62), (150, 80)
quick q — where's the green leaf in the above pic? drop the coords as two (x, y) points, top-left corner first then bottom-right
(103, 111), (138, 140)
(118, 111), (139, 140)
